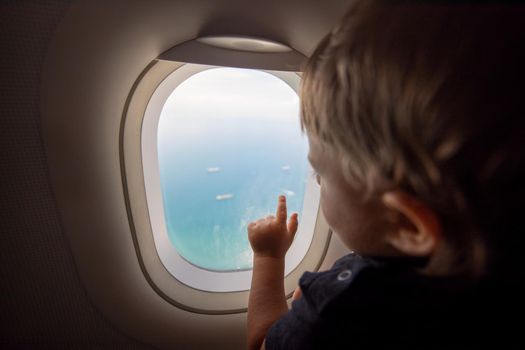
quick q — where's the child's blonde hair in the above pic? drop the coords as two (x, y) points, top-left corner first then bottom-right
(301, 0), (525, 279)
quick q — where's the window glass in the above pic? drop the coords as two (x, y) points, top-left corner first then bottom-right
(157, 67), (308, 271)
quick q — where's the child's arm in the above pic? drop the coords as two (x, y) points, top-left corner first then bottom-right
(247, 195), (299, 350)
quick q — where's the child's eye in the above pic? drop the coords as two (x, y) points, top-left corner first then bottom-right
(311, 170), (321, 185)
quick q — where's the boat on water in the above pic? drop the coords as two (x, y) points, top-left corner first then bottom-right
(207, 167), (221, 173)
(216, 193), (233, 200)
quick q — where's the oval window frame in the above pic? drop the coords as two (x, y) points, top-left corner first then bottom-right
(143, 63), (320, 291)
(121, 58), (331, 313)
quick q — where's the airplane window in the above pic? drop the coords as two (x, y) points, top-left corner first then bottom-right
(157, 67), (309, 271)
(140, 63), (321, 292)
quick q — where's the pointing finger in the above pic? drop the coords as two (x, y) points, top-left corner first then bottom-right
(276, 195), (287, 223)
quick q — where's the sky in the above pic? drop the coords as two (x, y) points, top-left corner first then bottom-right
(159, 67), (301, 131)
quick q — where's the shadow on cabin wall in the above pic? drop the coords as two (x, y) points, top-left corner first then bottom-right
(0, 1), (152, 347)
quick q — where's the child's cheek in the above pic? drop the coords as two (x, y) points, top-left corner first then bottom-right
(319, 185), (340, 232)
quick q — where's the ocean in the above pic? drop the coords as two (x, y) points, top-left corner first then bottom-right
(157, 67), (309, 271)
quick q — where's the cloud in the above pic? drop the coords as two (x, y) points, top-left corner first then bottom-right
(160, 67), (300, 124)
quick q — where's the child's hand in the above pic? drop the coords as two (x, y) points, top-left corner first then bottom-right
(248, 196), (299, 259)
(292, 286), (302, 301)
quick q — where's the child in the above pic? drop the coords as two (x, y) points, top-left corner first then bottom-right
(247, 1), (525, 349)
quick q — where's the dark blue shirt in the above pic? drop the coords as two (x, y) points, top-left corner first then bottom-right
(266, 253), (516, 349)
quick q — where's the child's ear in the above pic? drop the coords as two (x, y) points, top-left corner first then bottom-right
(381, 191), (442, 257)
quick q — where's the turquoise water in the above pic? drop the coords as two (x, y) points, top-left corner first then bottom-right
(157, 68), (309, 271)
